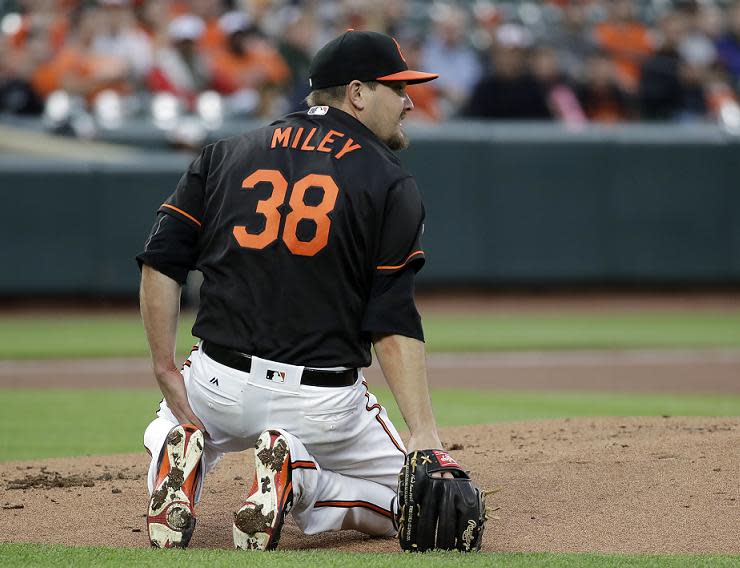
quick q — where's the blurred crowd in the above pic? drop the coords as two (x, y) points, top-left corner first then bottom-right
(2, 0), (740, 127)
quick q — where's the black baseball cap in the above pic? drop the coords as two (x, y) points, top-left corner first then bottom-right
(308, 30), (439, 90)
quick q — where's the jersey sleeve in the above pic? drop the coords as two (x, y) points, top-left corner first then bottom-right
(373, 176), (426, 274)
(360, 176), (426, 341)
(135, 147), (210, 284)
(136, 213), (200, 285)
(157, 146), (211, 228)
(361, 268), (423, 341)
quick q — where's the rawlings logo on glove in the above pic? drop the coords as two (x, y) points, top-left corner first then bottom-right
(432, 450), (460, 468)
(396, 449), (487, 552)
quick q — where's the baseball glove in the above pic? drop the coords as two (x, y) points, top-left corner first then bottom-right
(396, 449), (486, 552)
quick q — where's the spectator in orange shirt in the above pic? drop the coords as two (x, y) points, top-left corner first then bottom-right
(31, 7), (132, 101)
(593, 0), (653, 92)
(192, 0), (227, 52)
(208, 11), (290, 116)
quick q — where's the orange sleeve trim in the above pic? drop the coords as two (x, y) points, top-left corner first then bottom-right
(161, 203), (202, 227)
(376, 250), (424, 271)
(314, 500), (393, 520)
(291, 460), (317, 470)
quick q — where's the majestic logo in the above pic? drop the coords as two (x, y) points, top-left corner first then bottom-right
(461, 520), (477, 550)
(266, 370), (286, 383)
(307, 105), (329, 116)
(210, 377), (219, 386)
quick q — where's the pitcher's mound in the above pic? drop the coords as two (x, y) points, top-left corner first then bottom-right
(0, 416), (737, 553)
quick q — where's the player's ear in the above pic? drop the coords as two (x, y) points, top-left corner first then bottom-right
(347, 80), (367, 111)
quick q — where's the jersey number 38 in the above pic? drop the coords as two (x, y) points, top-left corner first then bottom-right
(232, 168), (339, 257)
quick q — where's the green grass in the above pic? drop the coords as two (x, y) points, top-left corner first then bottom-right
(2, 388), (738, 462)
(1, 315), (152, 359)
(422, 312), (740, 351)
(2, 311), (740, 359)
(0, 389), (161, 461)
(0, 544), (736, 568)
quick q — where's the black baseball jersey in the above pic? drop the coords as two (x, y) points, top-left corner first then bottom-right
(138, 107), (426, 369)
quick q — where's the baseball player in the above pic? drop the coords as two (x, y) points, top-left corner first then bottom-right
(137, 30), (446, 550)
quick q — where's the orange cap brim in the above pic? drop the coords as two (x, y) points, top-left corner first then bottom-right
(376, 70), (439, 84)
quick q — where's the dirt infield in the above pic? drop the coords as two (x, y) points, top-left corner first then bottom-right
(1, 293), (739, 554)
(0, 417), (737, 553)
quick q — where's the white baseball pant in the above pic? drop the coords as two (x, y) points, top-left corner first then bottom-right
(144, 342), (406, 537)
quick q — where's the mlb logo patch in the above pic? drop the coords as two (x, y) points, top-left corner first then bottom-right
(266, 369), (286, 383)
(249, 356), (300, 392)
(307, 105), (329, 116)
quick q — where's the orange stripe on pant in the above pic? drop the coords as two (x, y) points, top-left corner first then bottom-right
(314, 500), (393, 520)
(362, 381), (405, 455)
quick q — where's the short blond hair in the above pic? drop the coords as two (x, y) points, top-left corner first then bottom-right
(305, 81), (379, 108)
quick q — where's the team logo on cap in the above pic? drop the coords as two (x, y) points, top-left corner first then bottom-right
(307, 105), (329, 116)
(266, 370), (286, 383)
(392, 37), (407, 63)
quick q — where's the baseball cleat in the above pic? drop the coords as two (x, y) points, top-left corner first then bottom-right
(147, 423), (203, 548)
(233, 430), (293, 551)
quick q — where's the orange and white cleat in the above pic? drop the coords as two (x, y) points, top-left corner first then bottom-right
(147, 423), (203, 548)
(233, 430), (293, 550)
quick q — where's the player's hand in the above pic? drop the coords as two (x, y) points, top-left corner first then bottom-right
(154, 367), (209, 436)
(406, 434), (454, 478)
(432, 471), (455, 479)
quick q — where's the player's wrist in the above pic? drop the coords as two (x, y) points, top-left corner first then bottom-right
(406, 432), (443, 452)
(152, 363), (182, 381)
